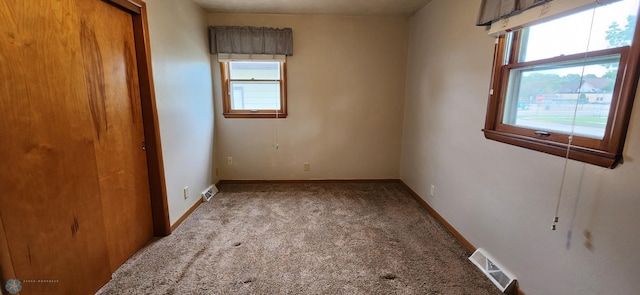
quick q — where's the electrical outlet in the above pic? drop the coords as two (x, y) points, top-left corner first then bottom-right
(183, 186), (189, 199)
(303, 162), (310, 171)
(430, 185), (435, 197)
(227, 157), (233, 165)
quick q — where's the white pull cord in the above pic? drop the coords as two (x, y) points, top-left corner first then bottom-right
(275, 106), (279, 150)
(551, 7), (597, 231)
(552, 134), (573, 230)
(274, 62), (281, 150)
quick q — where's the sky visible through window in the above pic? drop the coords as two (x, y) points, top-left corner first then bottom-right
(523, 0), (639, 66)
(229, 62), (281, 110)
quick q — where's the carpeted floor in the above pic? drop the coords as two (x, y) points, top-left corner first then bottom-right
(96, 182), (500, 294)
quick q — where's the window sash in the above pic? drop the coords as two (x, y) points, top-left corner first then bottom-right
(229, 81), (282, 111)
(496, 47), (628, 148)
(483, 22), (638, 168)
(228, 61), (281, 81)
(220, 62), (288, 118)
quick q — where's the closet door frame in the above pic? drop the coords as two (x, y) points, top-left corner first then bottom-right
(104, 0), (171, 236)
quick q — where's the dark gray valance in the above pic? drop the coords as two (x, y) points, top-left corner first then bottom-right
(209, 26), (293, 56)
(476, 0), (551, 26)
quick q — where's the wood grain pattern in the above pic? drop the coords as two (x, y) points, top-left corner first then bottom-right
(0, 212), (16, 287)
(0, 0), (112, 293)
(80, 19), (109, 139)
(77, 0), (154, 272)
(0, 0), (168, 292)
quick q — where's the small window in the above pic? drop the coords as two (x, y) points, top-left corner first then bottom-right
(220, 61), (287, 118)
(484, 0), (640, 168)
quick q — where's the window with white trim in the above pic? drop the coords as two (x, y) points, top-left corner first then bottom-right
(483, 0), (640, 168)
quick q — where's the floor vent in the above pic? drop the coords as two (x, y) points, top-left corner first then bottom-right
(201, 185), (218, 202)
(469, 248), (516, 293)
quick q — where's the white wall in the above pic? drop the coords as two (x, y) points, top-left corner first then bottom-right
(402, 0), (640, 294)
(146, 0), (215, 225)
(209, 13), (408, 180)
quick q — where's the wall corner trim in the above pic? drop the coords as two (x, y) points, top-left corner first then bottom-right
(170, 200), (203, 232)
(397, 180), (527, 295)
(397, 180), (476, 253)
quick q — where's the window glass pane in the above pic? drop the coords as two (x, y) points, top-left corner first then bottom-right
(503, 54), (620, 139)
(519, 0), (639, 62)
(229, 62), (280, 80)
(230, 81), (281, 110)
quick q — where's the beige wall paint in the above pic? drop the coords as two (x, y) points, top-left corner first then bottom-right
(209, 13), (408, 180)
(146, 0), (215, 224)
(402, 0), (640, 294)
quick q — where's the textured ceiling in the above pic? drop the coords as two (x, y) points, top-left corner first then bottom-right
(193, 0), (433, 16)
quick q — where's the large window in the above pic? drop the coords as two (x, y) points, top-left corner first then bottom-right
(484, 0), (640, 168)
(220, 61), (287, 118)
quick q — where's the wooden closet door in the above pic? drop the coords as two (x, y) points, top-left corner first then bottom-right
(0, 0), (112, 294)
(76, 0), (155, 271)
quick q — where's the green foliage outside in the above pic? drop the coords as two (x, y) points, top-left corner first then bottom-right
(516, 15), (636, 101)
(606, 15), (637, 47)
(578, 93), (588, 105)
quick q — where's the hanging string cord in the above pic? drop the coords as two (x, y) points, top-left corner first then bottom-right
(552, 7), (597, 230)
(274, 61), (281, 150)
(275, 97), (279, 150)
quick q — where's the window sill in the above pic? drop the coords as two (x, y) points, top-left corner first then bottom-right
(223, 112), (288, 119)
(483, 129), (619, 168)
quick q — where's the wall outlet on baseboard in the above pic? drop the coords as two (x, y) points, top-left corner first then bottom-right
(430, 185), (435, 197)
(183, 186), (189, 199)
(227, 156), (233, 165)
(303, 162), (310, 171)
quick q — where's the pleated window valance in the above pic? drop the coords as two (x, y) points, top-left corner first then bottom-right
(209, 26), (293, 56)
(476, 0), (551, 26)
(479, 0), (621, 36)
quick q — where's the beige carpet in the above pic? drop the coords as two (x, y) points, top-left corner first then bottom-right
(97, 182), (500, 294)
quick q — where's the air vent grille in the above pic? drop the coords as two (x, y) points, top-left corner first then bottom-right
(201, 185), (218, 202)
(469, 248), (516, 293)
